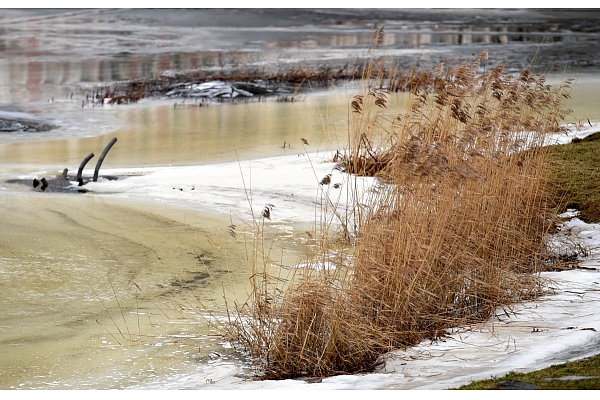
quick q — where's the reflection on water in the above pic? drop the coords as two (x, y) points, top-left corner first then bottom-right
(2, 9), (599, 106)
(0, 51), (261, 103)
(274, 24), (592, 49)
(108, 96), (349, 166)
(0, 26), (593, 96)
(1, 78), (599, 170)
(0, 93), (357, 168)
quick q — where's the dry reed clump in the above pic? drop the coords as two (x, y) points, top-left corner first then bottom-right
(227, 45), (574, 380)
(342, 50), (573, 348)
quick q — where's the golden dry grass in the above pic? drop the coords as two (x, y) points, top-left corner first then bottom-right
(226, 41), (574, 380)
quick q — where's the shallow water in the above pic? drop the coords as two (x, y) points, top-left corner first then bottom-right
(2, 8), (600, 390)
(1, 79), (598, 389)
(0, 93), (353, 168)
(1, 76), (599, 169)
(0, 95), (363, 389)
(0, 191), (255, 389)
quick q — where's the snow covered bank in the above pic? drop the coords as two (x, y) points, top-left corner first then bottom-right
(82, 151), (376, 228)
(137, 215), (599, 390)
(80, 123), (600, 227)
(83, 124), (598, 390)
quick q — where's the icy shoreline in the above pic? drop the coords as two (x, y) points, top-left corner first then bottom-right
(72, 126), (600, 390)
(136, 215), (599, 390)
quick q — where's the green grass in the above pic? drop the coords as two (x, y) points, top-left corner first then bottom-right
(547, 131), (600, 223)
(456, 353), (600, 389)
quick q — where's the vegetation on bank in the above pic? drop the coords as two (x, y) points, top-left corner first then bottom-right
(547, 131), (600, 223)
(225, 42), (580, 380)
(82, 28), (462, 106)
(456, 353), (600, 390)
(453, 133), (600, 390)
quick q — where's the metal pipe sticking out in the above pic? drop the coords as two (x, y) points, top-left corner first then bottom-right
(93, 137), (117, 182)
(77, 153), (95, 186)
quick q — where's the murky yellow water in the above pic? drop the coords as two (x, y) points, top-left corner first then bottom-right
(0, 190), (256, 388)
(0, 93), (355, 169)
(1, 75), (598, 170)
(0, 94), (365, 389)
(562, 74), (600, 124)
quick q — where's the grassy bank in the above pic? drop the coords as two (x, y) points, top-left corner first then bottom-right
(453, 131), (600, 390)
(456, 353), (600, 389)
(547, 131), (600, 223)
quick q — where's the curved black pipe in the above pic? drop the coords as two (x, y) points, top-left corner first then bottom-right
(77, 153), (95, 186)
(93, 137), (117, 182)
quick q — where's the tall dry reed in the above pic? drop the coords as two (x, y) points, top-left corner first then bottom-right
(227, 39), (574, 379)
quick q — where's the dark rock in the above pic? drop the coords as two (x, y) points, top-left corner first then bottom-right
(0, 118), (56, 132)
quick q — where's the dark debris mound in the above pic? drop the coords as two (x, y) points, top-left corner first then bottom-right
(0, 118), (57, 133)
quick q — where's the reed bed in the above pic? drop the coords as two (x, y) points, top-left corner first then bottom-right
(226, 43), (574, 379)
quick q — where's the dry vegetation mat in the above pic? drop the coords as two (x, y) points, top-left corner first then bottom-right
(82, 63), (365, 105)
(225, 46), (577, 380)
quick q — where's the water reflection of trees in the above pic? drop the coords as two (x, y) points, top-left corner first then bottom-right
(273, 25), (582, 49)
(3, 51), (224, 86)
